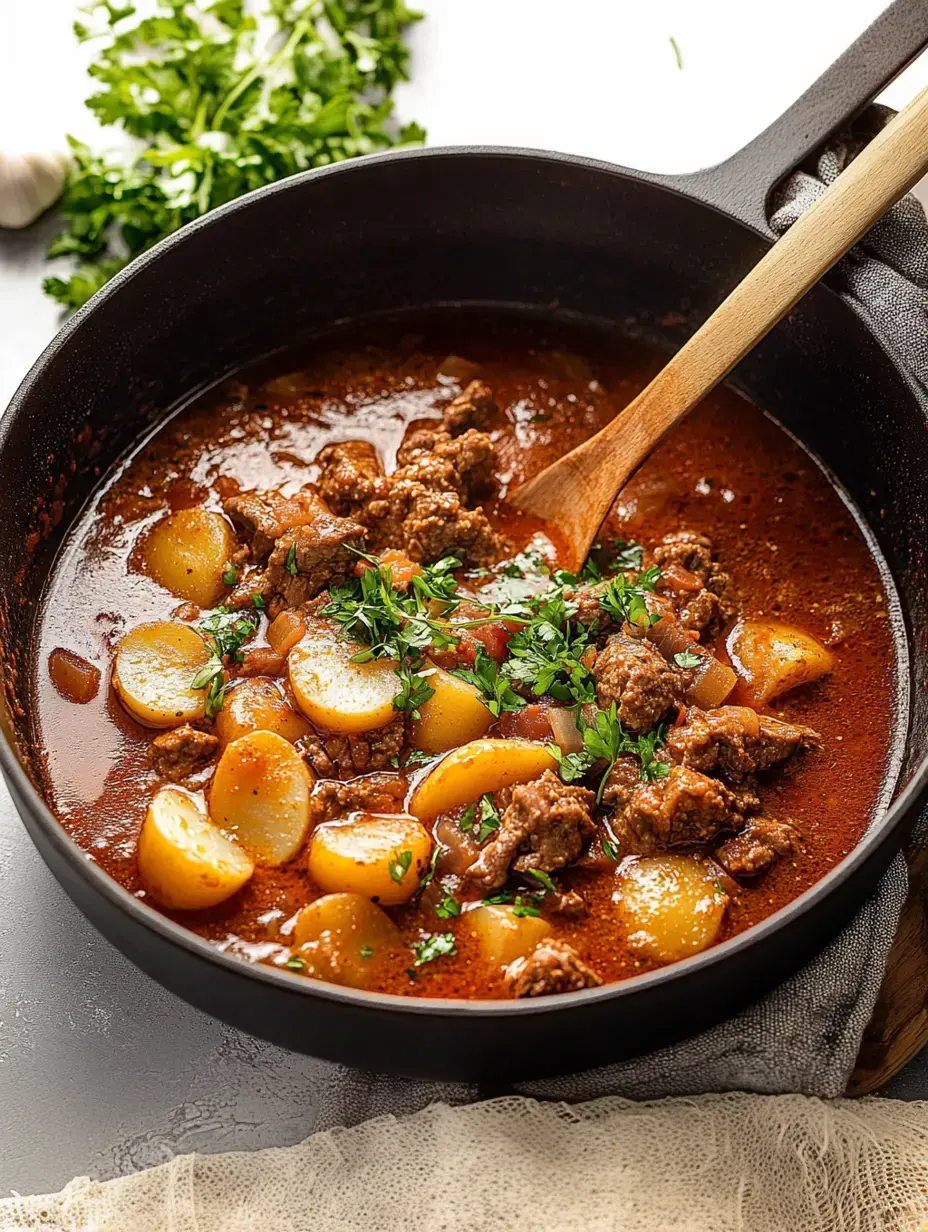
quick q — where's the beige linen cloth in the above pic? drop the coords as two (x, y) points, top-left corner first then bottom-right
(3, 1092), (928, 1231)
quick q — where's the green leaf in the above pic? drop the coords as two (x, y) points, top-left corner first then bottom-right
(511, 897), (541, 918)
(674, 649), (702, 669)
(526, 868), (556, 895)
(451, 646), (524, 717)
(285, 541), (299, 576)
(388, 849), (413, 884)
(359, 944), (374, 959)
(412, 932), (456, 966)
(459, 802), (477, 833)
(475, 794), (501, 843)
(285, 954), (306, 972)
(222, 562), (239, 586)
(435, 895), (460, 919)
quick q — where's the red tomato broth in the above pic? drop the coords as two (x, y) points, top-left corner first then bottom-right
(31, 319), (897, 999)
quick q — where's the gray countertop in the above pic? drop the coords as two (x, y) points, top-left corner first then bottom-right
(3, 0), (928, 1199)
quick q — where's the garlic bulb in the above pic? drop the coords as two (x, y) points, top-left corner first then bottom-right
(0, 149), (70, 230)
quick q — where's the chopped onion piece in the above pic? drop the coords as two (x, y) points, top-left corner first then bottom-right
(547, 707), (584, 754)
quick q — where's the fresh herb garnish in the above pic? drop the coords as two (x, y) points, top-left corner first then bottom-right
(475, 795), (501, 843)
(435, 895), (461, 919)
(674, 649), (702, 669)
(222, 562), (239, 586)
(360, 945), (374, 959)
(388, 849), (413, 884)
(452, 646), (525, 717)
(417, 844), (442, 892)
(670, 35), (683, 69)
(502, 596), (596, 705)
(285, 542), (299, 577)
(459, 802), (477, 833)
(511, 897), (542, 919)
(609, 540), (645, 571)
(390, 748), (440, 770)
(412, 932), (456, 966)
(285, 954), (306, 973)
(252, 593), (265, 611)
(598, 567), (662, 629)
(526, 868), (556, 896)
(46, 0), (425, 309)
(191, 607), (258, 716)
(548, 703), (670, 801)
(482, 891), (513, 905)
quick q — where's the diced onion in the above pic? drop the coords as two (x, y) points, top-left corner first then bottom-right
(547, 707), (584, 754)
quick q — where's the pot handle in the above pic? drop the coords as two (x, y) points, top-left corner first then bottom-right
(668, 0), (928, 235)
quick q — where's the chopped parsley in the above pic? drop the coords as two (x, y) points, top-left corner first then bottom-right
(502, 596), (596, 705)
(285, 542), (299, 576)
(285, 954), (306, 973)
(388, 849), (413, 884)
(417, 845), (442, 892)
(598, 567), (662, 629)
(412, 932), (456, 966)
(390, 748), (440, 770)
(511, 897), (542, 919)
(191, 607), (258, 717)
(674, 649), (702, 669)
(452, 646), (525, 717)
(459, 795), (500, 843)
(359, 945), (374, 960)
(526, 868), (556, 896)
(548, 703), (670, 801)
(435, 894), (461, 919)
(222, 562), (239, 586)
(45, 0), (425, 309)
(459, 802), (477, 833)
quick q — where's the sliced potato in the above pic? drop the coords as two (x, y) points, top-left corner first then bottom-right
(209, 730), (312, 865)
(615, 854), (729, 965)
(308, 812), (432, 905)
(214, 677), (311, 748)
(410, 664), (493, 753)
(466, 903), (552, 967)
(289, 624), (398, 735)
(138, 786), (254, 910)
(113, 621), (210, 728)
(409, 738), (557, 822)
(728, 619), (835, 707)
(292, 892), (401, 987)
(139, 508), (236, 607)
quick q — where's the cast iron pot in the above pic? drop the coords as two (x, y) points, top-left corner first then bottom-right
(2, 2), (928, 1081)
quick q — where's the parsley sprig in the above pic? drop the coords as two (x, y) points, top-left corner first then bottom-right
(46, 0), (425, 309)
(191, 607), (258, 717)
(548, 703), (670, 802)
(502, 596), (597, 705)
(412, 932), (456, 966)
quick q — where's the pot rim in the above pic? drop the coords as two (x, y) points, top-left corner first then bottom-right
(3, 143), (926, 1021)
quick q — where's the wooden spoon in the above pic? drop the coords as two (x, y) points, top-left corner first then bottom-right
(512, 85), (928, 572)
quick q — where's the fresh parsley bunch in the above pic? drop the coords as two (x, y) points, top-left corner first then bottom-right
(45, 0), (425, 309)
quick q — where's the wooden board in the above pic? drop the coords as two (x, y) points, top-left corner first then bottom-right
(848, 844), (928, 1095)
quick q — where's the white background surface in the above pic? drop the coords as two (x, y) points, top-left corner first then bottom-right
(2, 0), (928, 1199)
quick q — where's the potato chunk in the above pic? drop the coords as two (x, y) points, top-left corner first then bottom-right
(139, 508), (236, 607)
(113, 621), (210, 728)
(138, 786), (254, 910)
(289, 624), (398, 735)
(409, 738), (558, 823)
(308, 812), (432, 905)
(291, 893), (401, 987)
(466, 903), (552, 967)
(615, 854), (728, 965)
(410, 664), (493, 753)
(209, 730), (312, 865)
(728, 619), (835, 707)
(214, 677), (311, 747)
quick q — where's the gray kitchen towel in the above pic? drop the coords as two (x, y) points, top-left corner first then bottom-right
(316, 108), (923, 1129)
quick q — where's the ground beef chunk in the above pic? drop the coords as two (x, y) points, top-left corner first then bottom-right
(468, 770), (596, 890)
(545, 888), (588, 919)
(265, 509), (364, 607)
(593, 631), (682, 732)
(443, 379), (497, 434)
(600, 756), (641, 810)
(224, 489), (326, 559)
(666, 706), (820, 784)
(396, 426), (498, 502)
(149, 725), (218, 778)
(315, 440), (388, 517)
(503, 939), (602, 997)
(619, 764), (747, 851)
(716, 817), (799, 876)
(308, 771), (407, 825)
(652, 530), (734, 635)
(360, 479), (503, 566)
(299, 715), (404, 779)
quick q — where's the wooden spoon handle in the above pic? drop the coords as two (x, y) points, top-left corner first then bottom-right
(515, 83), (928, 570)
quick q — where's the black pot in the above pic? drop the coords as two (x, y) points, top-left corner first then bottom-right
(2, 1), (928, 1082)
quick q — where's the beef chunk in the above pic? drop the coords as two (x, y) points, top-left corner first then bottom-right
(545, 888), (588, 919)
(149, 725), (218, 779)
(716, 817), (799, 876)
(593, 631), (682, 732)
(265, 510), (364, 607)
(315, 440), (388, 517)
(666, 706), (820, 784)
(299, 715), (405, 780)
(224, 489), (325, 559)
(308, 771), (407, 826)
(443, 379), (497, 434)
(396, 427), (498, 502)
(361, 480), (503, 566)
(620, 764), (746, 851)
(503, 939), (602, 997)
(652, 530), (734, 635)
(468, 770), (596, 890)
(600, 756), (641, 810)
